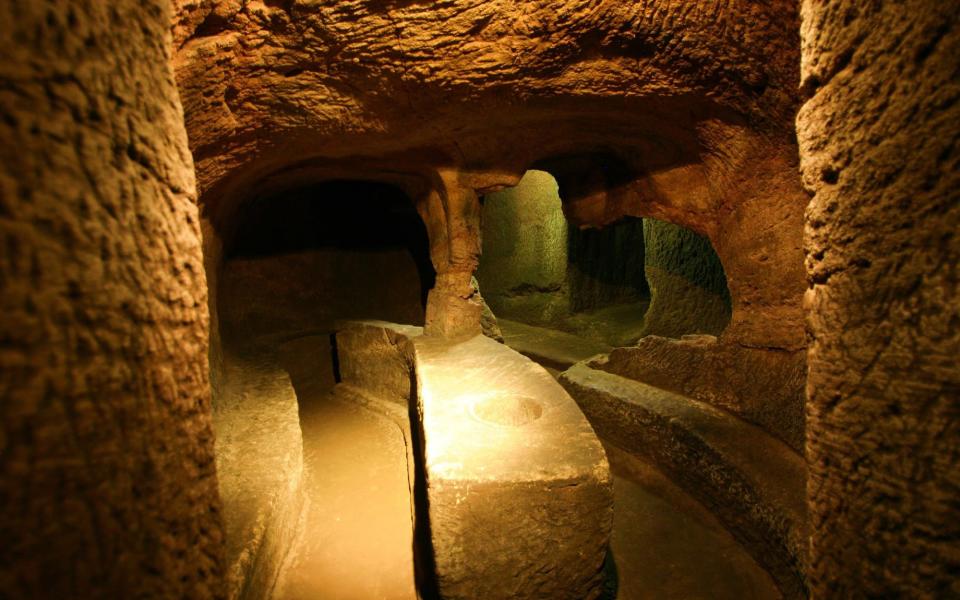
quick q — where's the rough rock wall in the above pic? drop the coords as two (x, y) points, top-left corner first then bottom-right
(222, 251), (426, 346)
(0, 1), (224, 598)
(640, 218), (731, 338)
(172, 0), (806, 342)
(477, 170), (570, 323)
(798, 2), (960, 597)
(557, 129), (807, 355)
(220, 182), (431, 348)
(172, 0), (801, 199)
(477, 170), (650, 325)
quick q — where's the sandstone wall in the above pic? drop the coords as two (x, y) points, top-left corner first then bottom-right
(171, 0), (808, 448)
(798, 2), (960, 596)
(220, 182), (431, 348)
(0, 1), (223, 598)
(172, 0), (806, 342)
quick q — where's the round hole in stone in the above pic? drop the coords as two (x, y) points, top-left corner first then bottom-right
(469, 393), (544, 427)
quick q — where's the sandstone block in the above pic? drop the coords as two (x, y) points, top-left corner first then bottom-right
(413, 335), (613, 599)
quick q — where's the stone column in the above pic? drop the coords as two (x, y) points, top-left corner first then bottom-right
(0, 1), (224, 597)
(420, 168), (484, 338)
(798, 1), (959, 596)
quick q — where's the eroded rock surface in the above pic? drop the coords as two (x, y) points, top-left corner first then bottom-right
(640, 219), (731, 339)
(798, 1), (960, 596)
(0, 2), (223, 597)
(173, 0), (807, 351)
(600, 336), (806, 452)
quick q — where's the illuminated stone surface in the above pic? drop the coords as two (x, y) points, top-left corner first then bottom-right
(333, 320), (613, 598)
(335, 320), (423, 408)
(214, 351), (304, 599)
(413, 334), (613, 599)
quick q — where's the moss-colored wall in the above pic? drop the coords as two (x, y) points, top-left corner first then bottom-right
(479, 173), (729, 341)
(477, 170), (570, 323)
(640, 219), (732, 338)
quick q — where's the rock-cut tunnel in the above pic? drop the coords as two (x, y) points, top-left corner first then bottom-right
(1, 2), (956, 600)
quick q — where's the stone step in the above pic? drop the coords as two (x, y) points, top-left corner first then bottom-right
(559, 362), (808, 599)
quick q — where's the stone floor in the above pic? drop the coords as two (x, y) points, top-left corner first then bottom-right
(605, 445), (780, 600)
(499, 318), (612, 372)
(273, 343), (417, 600)
(558, 300), (650, 347)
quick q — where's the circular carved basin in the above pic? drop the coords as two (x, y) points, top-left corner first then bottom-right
(469, 393), (543, 427)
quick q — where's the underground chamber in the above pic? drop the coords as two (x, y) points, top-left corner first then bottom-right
(6, 2), (955, 598)
(210, 168), (801, 599)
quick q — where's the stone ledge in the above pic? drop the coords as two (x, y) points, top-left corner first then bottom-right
(598, 335), (806, 452)
(214, 357), (305, 600)
(559, 361), (807, 599)
(334, 320), (423, 407)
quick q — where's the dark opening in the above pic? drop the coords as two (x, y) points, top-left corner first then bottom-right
(220, 180), (435, 360)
